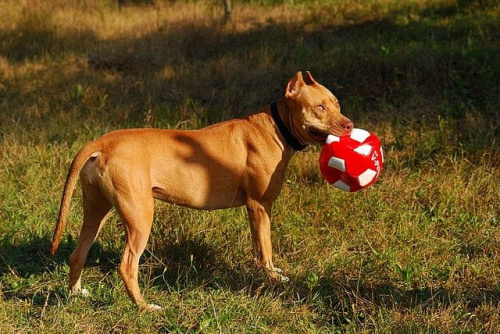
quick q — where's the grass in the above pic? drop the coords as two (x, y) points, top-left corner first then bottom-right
(0, 0), (499, 332)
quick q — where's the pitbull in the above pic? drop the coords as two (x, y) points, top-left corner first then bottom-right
(50, 71), (353, 310)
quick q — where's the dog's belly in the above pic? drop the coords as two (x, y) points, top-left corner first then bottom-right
(150, 150), (248, 210)
(152, 184), (246, 210)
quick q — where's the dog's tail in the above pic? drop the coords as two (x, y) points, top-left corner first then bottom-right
(50, 141), (101, 256)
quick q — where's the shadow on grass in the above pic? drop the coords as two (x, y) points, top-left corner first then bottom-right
(141, 231), (254, 293)
(1, 0), (498, 126)
(0, 235), (69, 307)
(1, 229), (499, 318)
(0, 235), (60, 277)
(0, 230), (249, 306)
(281, 272), (500, 327)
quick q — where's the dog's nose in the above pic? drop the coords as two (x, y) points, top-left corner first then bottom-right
(342, 121), (353, 135)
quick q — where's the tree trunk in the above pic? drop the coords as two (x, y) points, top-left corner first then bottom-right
(223, 0), (232, 24)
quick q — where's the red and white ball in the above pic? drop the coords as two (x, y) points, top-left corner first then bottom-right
(319, 129), (383, 192)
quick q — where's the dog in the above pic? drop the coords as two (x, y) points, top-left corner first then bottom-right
(50, 71), (353, 310)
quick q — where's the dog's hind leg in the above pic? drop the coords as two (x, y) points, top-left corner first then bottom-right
(69, 182), (112, 296)
(114, 189), (158, 310)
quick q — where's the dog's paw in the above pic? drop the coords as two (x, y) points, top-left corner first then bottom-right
(70, 287), (91, 297)
(266, 267), (289, 283)
(273, 267), (290, 283)
(80, 288), (91, 297)
(143, 303), (162, 311)
(279, 274), (290, 283)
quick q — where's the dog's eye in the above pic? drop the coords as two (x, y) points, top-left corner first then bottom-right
(317, 104), (326, 111)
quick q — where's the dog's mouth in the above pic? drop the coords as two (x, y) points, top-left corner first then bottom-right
(307, 129), (329, 144)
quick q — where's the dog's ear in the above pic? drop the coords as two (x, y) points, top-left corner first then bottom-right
(304, 71), (317, 85)
(285, 71), (305, 99)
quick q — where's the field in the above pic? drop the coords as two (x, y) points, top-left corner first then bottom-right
(1, 0), (499, 332)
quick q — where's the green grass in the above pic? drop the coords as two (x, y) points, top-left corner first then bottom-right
(1, 0), (499, 332)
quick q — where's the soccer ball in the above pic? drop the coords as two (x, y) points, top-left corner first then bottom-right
(319, 129), (383, 192)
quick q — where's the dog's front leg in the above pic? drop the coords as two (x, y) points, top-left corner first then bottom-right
(246, 200), (289, 282)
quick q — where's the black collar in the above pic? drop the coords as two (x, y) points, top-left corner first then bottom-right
(270, 102), (307, 151)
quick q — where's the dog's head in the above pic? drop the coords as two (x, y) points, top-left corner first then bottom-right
(285, 71), (353, 145)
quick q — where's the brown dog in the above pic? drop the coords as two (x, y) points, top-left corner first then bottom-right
(50, 71), (353, 310)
